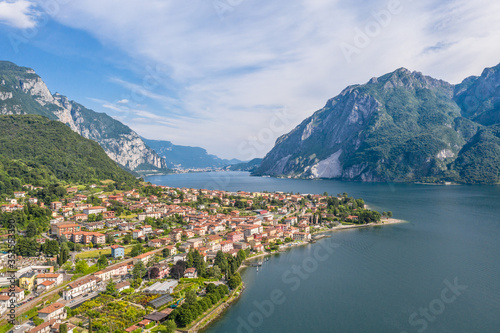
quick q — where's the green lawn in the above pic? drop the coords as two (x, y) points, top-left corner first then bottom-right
(0, 322), (13, 333)
(75, 247), (132, 259)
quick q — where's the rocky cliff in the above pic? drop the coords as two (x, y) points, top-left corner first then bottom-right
(0, 61), (168, 172)
(254, 63), (500, 184)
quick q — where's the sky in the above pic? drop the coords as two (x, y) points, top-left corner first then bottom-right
(0, 0), (499, 160)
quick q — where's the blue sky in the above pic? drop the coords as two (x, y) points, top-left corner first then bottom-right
(0, 0), (499, 159)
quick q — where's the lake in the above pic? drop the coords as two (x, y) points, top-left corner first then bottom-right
(145, 171), (500, 333)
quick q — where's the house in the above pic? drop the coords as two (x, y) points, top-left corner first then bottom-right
(28, 319), (56, 333)
(132, 229), (144, 239)
(138, 212), (162, 221)
(94, 262), (129, 282)
(83, 206), (107, 215)
(233, 242), (250, 250)
(137, 319), (151, 328)
(111, 245), (125, 259)
(184, 267), (198, 279)
(241, 224), (263, 237)
(116, 281), (131, 292)
(62, 276), (101, 300)
(252, 244), (265, 252)
(133, 251), (156, 265)
(72, 214), (88, 222)
(38, 302), (66, 322)
(0, 295), (10, 315)
(186, 238), (204, 249)
(125, 325), (140, 333)
(226, 231), (243, 243)
(51, 223), (81, 237)
(66, 187), (78, 194)
(52, 322), (77, 333)
(102, 211), (115, 219)
(36, 273), (63, 286)
(14, 191), (26, 198)
(220, 240), (234, 253)
(164, 245), (177, 256)
(148, 239), (163, 248)
(37, 280), (56, 292)
(50, 202), (62, 210)
(19, 271), (37, 290)
(81, 221), (104, 231)
(293, 232), (311, 242)
(0, 286), (24, 302)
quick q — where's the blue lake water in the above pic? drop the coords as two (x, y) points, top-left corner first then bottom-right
(145, 172), (500, 333)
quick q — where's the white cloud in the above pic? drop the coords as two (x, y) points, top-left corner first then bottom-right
(47, 0), (500, 158)
(0, 0), (38, 29)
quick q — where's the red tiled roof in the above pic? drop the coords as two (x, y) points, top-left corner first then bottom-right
(38, 302), (64, 314)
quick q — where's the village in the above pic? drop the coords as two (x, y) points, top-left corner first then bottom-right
(0, 181), (385, 333)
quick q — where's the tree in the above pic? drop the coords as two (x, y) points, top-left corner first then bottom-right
(228, 272), (242, 289)
(130, 278), (142, 289)
(97, 254), (108, 268)
(206, 283), (217, 294)
(209, 265), (221, 280)
(170, 261), (186, 279)
(214, 251), (228, 273)
(43, 240), (60, 257)
(132, 261), (147, 279)
(105, 280), (117, 296)
(14, 237), (39, 257)
(74, 260), (89, 274)
(26, 221), (37, 238)
(130, 244), (143, 257)
(59, 323), (67, 333)
(164, 319), (177, 333)
(177, 307), (193, 327)
(185, 289), (197, 306)
(123, 234), (132, 245)
(387, 211), (393, 218)
(237, 249), (246, 262)
(105, 234), (115, 244)
(60, 242), (70, 264)
(32, 316), (43, 326)
(148, 266), (160, 280)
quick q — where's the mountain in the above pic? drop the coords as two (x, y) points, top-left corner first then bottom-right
(0, 61), (168, 173)
(254, 63), (500, 184)
(0, 115), (137, 195)
(226, 158), (263, 172)
(142, 138), (241, 169)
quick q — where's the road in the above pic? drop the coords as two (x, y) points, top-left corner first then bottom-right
(12, 322), (33, 333)
(66, 287), (105, 308)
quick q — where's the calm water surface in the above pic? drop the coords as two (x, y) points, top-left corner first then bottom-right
(145, 172), (500, 333)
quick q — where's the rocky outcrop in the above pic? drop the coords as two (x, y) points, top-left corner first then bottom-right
(254, 63), (500, 184)
(0, 61), (167, 172)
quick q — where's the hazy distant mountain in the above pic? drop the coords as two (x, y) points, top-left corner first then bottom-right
(226, 158), (263, 172)
(254, 63), (500, 184)
(142, 138), (241, 169)
(0, 61), (169, 173)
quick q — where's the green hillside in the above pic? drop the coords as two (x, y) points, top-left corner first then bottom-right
(0, 115), (137, 195)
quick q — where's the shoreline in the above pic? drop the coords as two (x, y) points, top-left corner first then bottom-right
(196, 217), (407, 332)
